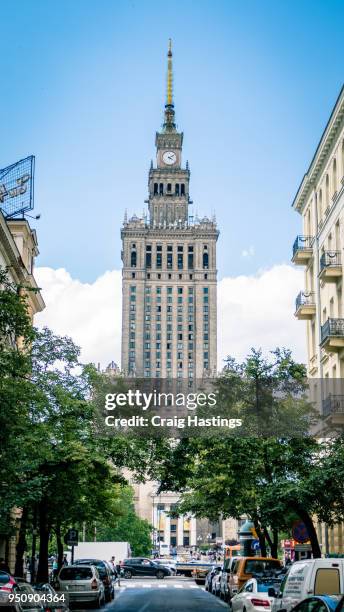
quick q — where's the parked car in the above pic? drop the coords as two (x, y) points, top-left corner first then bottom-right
(120, 558), (171, 579)
(34, 583), (69, 612)
(73, 559), (115, 602)
(192, 564), (213, 586)
(229, 557), (282, 594)
(290, 596), (343, 612)
(232, 577), (283, 612)
(205, 566), (221, 592)
(211, 566), (223, 596)
(220, 556), (241, 601)
(11, 581), (44, 612)
(57, 564), (105, 607)
(0, 572), (17, 593)
(271, 559), (344, 612)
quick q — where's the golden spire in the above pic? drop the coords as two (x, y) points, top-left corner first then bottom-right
(166, 38), (173, 106)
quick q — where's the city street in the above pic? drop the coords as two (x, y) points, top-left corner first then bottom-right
(88, 577), (228, 611)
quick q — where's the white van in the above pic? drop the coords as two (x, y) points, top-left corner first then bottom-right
(271, 559), (344, 612)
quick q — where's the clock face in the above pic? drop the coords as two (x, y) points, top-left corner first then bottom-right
(162, 151), (177, 165)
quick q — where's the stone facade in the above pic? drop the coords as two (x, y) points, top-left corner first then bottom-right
(292, 85), (344, 554)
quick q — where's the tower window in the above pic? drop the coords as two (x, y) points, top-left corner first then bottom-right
(146, 245), (152, 268)
(203, 249), (209, 269)
(156, 245), (162, 268)
(167, 183), (172, 192)
(159, 183), (163, 195)
(175, 184), (180, 196)
(181, 184), (185, 196)
(131, 250), (137, 267)
(154, 183), (158, 195)
(167, 245), (173, 269)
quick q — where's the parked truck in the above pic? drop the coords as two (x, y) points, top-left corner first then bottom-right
(72, 541), (130, 563)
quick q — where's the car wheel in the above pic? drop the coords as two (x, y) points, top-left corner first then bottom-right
(156, 570), (165, 579)
(123, 569), (132, 579)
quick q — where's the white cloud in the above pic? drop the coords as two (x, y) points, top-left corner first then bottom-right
(34, 267), (122, 368)
(35, 264), (306, 371)
(218, 265), (306, 367)
(241, 245), (255, 258)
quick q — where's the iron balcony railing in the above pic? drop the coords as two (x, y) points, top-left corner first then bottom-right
(292, 235), (314, 257)
(321, 318), (344, 344)
(295, 291), (315, 311)
(320, 250), (341, 271)
(323, 394), (344, 418)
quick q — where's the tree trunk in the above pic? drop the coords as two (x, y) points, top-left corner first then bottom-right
(36, 498), (50, 583)
(56, 524), (64, 571)
(15, 507), (28, 577)
(293, 505), (321, 558)
(271, 528), (278, 559)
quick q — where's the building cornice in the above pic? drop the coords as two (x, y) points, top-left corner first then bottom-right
(0, 212), (45, 313)
(293, 85), (344, 214)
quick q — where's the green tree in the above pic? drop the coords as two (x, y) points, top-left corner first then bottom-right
(95, 486), (152, 556)
(150, 349), (335, 558)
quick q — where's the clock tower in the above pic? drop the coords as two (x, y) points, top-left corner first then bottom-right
(121, 41), (219, 379)
(148, 40), (189, 227)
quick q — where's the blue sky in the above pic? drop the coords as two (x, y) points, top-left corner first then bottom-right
(0, 0), (343, 282)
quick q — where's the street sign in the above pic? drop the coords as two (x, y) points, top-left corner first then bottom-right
(252, 539), (260, 551)
(292, 521), (310, 544)
(64, 528), (78, 546)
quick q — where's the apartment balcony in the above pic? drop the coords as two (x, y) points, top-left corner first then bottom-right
(294, 291), (316, 320)
(323, 394), (344, 423)
(320, 318), (344, 352)
(319, 251), (342, 281)
(292, 235), (314, 265)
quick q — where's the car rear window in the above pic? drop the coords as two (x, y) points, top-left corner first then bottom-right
(76, 560), (106, 576)
(59, 567), (93, 580)
(244, 560), (281, 574)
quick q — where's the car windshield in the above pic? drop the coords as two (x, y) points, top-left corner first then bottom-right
(245, 560), (281, 574)
(59, 567), (93, 580)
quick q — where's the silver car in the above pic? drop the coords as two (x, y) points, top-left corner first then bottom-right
(57, 565), (105, 607)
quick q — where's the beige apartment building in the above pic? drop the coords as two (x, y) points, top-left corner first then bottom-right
(293, 84), (344, 554)
(0, 208), (45, 570)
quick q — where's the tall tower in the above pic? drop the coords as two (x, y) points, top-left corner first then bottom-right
(121, 41), (219, 379)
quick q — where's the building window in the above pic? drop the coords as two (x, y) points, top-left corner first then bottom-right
(167, 245), (173, 269)
(188, 245), (194, 269)
(146, 245), (152, 268)
(131, 272), (135, 278)
(181, 184), (185, 196)
(159, 183), (163, 195)
(131, 250), (137, 267)
(175, 183), (180, 196)
(156, 245), (162, 268)
(178, 246), (183, 270)
(167, 183), (172, 192)
(203, 249), (209, 269)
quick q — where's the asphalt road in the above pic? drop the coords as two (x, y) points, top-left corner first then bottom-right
(88, 577), (228, 612)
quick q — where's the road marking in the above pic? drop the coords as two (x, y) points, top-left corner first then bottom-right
(142, 583), (152, 588)
(173, 584), (183, 588)
(158, 584), (167, 588)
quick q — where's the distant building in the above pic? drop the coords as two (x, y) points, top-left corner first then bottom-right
(121, 40), (218, 379)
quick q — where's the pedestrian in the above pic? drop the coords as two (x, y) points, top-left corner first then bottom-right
(62, 555), (68, 566)
(116, 561), (121, 586)
(0, 558), (10, 574)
